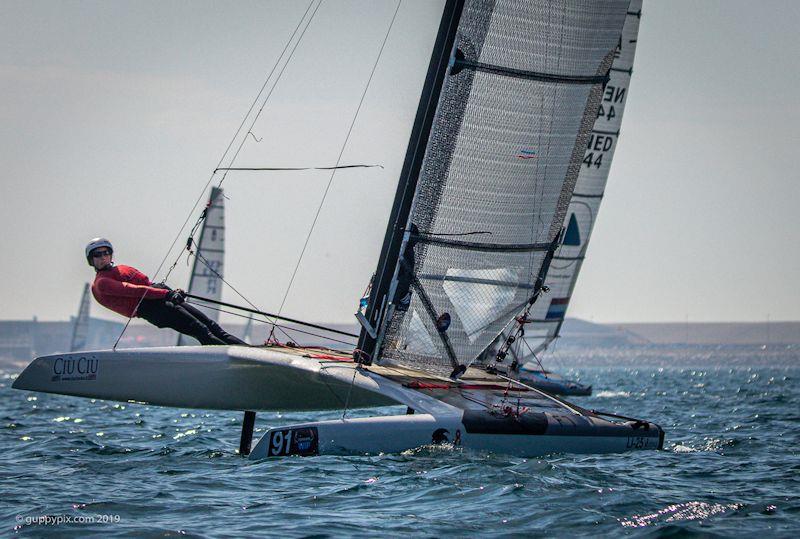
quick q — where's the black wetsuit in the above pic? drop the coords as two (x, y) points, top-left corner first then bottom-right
(137, 299), (246, 346)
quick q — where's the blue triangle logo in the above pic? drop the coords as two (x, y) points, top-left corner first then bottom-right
(563, 213), (581, 246)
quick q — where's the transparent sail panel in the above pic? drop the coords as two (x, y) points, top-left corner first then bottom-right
(378, 0), (629, 376)
(525, 1), (642, 356)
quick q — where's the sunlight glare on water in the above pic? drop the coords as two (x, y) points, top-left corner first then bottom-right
(2, 346), (798, 536)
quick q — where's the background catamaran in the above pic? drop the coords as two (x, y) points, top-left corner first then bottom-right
(14, 0), (663, 458)
(486, 0), (643, 397)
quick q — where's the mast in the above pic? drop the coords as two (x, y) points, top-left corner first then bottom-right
(360, 0), (629, 378)
(69, 283), (91, 352)
(357, 0), (466, 363)
(178, 186), (225, 345)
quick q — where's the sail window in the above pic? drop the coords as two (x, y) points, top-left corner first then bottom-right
(442, 267), (519, 343)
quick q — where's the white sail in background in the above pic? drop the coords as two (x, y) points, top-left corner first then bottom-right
(241, 314), (254, 345)
(178, 186), (225, 346)
(69, 283), (91, 352)
(365, 0), (631, 377)
(523, 1), (643, 357)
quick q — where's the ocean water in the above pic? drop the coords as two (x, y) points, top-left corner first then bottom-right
(2, 346), (798, 537)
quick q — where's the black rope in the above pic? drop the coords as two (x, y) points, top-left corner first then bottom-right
(185, 293), (359, 339)
(409, 229), (492, 237)
(215, 164), (383, 172)
(189, 302), (356, 347)
(187, 242), (285, 342)
(519, 332), (548, 375)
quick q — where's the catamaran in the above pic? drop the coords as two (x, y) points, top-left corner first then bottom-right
(14, 0), (662, 458)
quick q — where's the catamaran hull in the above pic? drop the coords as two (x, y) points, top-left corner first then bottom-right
(11, 346), (395, 411)
(518, 373), (592, 396)
(14, 346), (665, 458)
(249, 412), (664, 459)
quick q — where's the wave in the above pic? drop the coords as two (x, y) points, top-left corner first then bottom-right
(595, 390), (631, 398)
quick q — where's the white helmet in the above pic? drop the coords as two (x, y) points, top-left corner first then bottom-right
(85, 237), (113, 265)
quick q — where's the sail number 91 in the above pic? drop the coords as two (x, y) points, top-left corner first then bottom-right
(268, 427), (319, 457)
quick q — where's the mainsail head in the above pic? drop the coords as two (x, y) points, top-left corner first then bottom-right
(360, 0), (631, 377)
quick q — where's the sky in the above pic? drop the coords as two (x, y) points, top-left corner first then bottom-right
(1, 0), (798, 327)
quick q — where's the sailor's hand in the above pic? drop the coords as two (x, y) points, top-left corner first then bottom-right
(151, 282), (172, 291)
(166, 289), (185, 304)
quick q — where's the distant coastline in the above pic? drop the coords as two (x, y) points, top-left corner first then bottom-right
(1, 317), (797, 370)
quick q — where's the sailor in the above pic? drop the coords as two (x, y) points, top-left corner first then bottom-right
(85, 238), (246, 345)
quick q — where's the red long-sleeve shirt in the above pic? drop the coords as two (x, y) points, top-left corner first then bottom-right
(91, 264), (168, 318)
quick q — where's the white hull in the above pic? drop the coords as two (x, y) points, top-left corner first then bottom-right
(14, 345), (664, 458)
(250, 412), (663, 459)
(12, 346), (394, 411)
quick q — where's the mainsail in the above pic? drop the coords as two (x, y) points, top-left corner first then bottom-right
(69, 283), (91, 352)
(358, 0), (631, 377)
(178, 186), (225, 345)
(522, 0), (642, 356)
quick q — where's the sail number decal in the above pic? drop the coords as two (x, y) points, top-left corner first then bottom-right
(267, 427), (319, 457)
(626, 436), (653, 450)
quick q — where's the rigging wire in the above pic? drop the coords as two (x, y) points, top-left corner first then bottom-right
(112, 0), (322, 350)
(161, 0), (320, 286)
(340, 366), (360, 420)
(187, 246), (357, 342)
(215, 0), (324, 184)
(188, 302), (356, 347)
(169, 0), (324, 329)
(519, 332), (548, 374)
(165, 0), (324, 284)
(268, 0), (404, 340)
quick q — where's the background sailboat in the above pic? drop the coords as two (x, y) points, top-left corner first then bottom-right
(486, 0), (643, 396)
(177, 186), (226, 346)
(69, 283), (91, 352)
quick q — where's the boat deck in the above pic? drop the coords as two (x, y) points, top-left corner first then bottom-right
(262, 344), (587, 417)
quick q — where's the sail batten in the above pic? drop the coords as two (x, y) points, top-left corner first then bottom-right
(453, 58), (611, 84)
(364, 0), (630, 377)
